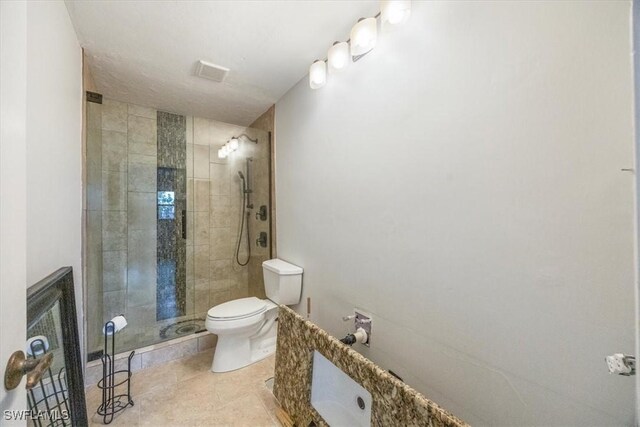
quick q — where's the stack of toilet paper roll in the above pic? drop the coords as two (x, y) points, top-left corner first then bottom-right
(103, 315), (127, 336)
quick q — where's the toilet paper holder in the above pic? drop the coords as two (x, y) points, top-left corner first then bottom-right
(98, 317), (135, 424)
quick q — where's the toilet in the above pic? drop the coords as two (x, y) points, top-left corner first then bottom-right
(205, 258), (303, 372)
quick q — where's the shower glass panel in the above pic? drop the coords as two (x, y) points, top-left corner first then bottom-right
(85, 94), (271, 359)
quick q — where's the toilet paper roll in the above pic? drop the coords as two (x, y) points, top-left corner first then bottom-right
(26, 336), (49, 357)
(103, 315), (127, 335)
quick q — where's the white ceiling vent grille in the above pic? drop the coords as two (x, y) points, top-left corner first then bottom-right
(195, 60), (229, 82)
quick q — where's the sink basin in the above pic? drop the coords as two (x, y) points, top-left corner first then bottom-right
(311, 351), (372, 427)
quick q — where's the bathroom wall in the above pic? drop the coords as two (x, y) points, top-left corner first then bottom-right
(25, 0), (84, 353)
(275, 2), (635, 426)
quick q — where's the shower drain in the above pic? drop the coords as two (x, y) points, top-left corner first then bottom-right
(159, 319), (206, 339)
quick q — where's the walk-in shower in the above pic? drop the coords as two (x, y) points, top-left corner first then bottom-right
(84, 94), (272, 357)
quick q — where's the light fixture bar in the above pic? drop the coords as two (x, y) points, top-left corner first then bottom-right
(308, 3), (409, 90)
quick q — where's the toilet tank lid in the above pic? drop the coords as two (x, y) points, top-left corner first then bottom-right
(263, 259), (303, 275)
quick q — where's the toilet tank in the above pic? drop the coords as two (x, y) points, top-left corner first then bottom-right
(262, 259), (303, 305)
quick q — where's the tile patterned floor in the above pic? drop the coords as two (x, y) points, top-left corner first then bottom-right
(85, 350), (281, 426)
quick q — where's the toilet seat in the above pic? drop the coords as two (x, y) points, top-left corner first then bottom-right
(207, 297), (267, 321)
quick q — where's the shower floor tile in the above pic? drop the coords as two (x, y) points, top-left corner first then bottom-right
(85, 350), (280, 426)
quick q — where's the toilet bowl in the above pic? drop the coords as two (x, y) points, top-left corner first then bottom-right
(205, 258), (303, 372)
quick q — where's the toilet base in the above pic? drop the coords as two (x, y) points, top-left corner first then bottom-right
(211, 320), (277, 372)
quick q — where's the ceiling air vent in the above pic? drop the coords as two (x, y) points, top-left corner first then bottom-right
(195, 60), (229, 83)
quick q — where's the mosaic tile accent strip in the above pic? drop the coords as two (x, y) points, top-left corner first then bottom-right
(156, 111), (187, 320)
(274, 306), (468, 427)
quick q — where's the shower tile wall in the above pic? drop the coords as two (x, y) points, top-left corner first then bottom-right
(188, 118), (270, 319)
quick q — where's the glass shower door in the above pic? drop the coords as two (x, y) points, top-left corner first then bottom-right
(84, 95), (271, 359)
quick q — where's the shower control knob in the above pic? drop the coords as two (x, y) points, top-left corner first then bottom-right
(255, 205), (268, 221)
(256, 232), (268, 248)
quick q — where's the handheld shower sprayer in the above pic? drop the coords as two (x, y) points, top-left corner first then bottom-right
(237, 171), (246, 193)
(235, 168), (251, 266)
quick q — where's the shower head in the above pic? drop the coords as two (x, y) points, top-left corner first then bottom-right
(238, 171), (245, 180)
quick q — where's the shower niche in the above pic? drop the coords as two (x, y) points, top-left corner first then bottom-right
(85, 94), (272, 358)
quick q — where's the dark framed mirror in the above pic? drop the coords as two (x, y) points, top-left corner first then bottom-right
(27, 267), (87, 426)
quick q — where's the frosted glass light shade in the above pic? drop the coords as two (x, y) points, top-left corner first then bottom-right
(328, 42), (350, 74)
(229, 138), (239, 151)
(218, 147), (226, 159)
(350, 17), (377, 57)
(381, 0), (411, 30)
(309, 60), (327, 89)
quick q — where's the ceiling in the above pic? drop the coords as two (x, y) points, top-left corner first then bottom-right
(65, 0), (379, 126)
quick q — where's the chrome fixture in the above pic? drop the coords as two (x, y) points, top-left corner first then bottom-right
(341, 309), (372, 347)
(605, 353), (636, 376)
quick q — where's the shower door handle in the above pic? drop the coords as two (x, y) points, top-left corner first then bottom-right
(181, 210), (187, 240)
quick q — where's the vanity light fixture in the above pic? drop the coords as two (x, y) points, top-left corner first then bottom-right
(309, 60), (327, 89)
(380, 0), (411, 30)
(308, 0), (410, 90)
(328, 41), (351, 74)
(350, 17), (378, 57)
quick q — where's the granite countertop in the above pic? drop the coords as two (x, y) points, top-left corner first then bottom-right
(273, 305), (469, 427)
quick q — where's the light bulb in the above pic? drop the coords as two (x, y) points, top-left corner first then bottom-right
(381, 0), (411, 31)
(350, 18), (377, 57)
(309, 60), (327, 89)
(355, 30), (371, 47)
(229, 138), (239, 151)
(328, 42), (350, 74)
